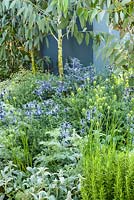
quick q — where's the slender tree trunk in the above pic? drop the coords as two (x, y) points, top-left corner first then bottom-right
(30, 50), (36, 75)
(58, 29), (63, 77)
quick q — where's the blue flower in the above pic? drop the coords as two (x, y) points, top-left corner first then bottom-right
(64, 57), (95, 88)
(34, 107), (43, 116)
(64, 108), (69, 113)
(0, 89), (7, 100)
(86, 110), (91, 121)
(0, 102), (6, 122)
(33, 81), (53, 99)
(80, 128), (85, 135)
(0, 113), (5, 120)
(92, 107), (97, 114)
(25, 110), (32, 117)
(80, 119), (86, 126)
(61, 122), (72, 130)
(59, 122), (72, 146)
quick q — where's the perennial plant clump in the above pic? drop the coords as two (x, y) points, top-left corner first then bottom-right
(81, 135), (134, 200)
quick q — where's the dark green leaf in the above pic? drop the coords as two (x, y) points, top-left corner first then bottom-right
(75, 32), (84, 45)
(58, 18), (69, 29)
(77, 7), (83, 17)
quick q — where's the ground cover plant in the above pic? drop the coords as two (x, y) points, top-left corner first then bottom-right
(0, 57), (134, 199)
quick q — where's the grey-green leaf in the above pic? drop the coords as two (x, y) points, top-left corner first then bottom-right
(107, 0), (111, 8)
(120, 11), (124, 21)
(98, 10), (105, 22)
(115, 12), (119, 24)
(3, 0), (10, 9)
(121, 0), (131, 6)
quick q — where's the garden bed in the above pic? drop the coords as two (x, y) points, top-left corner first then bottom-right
(0, 62), (134, 199)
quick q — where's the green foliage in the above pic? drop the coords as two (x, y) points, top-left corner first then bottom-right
(0, 1), (134, 200)
(0, 16), (25, 79)
(57, 73), (134, 148)
(81, 135), (134, 200)
(0, 162), (81, 200)
(94, 0), (134, 71)
(1, 69), (46, 107)
(0, 0), (48, 78)
(69, 0), (134, 72)
(34, 128), (82, 172)
(1, 0), (133, 79)
(0, 68), (134, 199)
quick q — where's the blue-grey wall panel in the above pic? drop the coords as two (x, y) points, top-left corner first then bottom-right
(93, 19), (119, 74)
(40, 24), (93, 73)
(41, 35), (58, 72)
(63, 36), (93, 66)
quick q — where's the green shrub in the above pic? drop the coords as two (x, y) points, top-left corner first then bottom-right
(1, 69), (47, 107)
(81, 135), (134, 200)
(0, 128), (82, 199)
(0, 162), (81, 200)
(57, 74), (133, 146)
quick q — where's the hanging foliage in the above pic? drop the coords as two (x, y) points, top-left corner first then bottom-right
(0, 0), (49, 78)
(0, 0), (133, 79)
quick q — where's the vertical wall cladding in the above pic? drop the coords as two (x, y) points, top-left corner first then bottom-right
(40, 23), (93, 73)
(93, 19), (120, 74)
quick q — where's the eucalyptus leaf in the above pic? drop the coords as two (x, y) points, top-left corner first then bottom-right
(85, 32), (90, 46)
(3, 0), (10, 9)
(120, 11), (124, 21)
(121, 0), (131, 6)
(114, 12), (119, 24)
(107, 0), (111, 8)
(90, 9), (98, 23)
(9, 0), (16, 9)
(48, 195), (56, 200)
(98, 10), (105, 22)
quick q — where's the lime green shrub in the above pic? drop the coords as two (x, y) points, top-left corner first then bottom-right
(81, 135), (134, 200)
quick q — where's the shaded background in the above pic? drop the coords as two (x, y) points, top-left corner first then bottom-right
(40, 19), (119, 74)
(40, 23), (93, 73)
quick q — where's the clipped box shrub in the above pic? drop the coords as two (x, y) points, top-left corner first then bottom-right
(81, 136), (134, 200)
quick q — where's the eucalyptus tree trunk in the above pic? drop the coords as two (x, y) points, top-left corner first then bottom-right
(30, 50), (36, 75)
(58, 29), (63, 77)
(57, 0), (63, 78)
